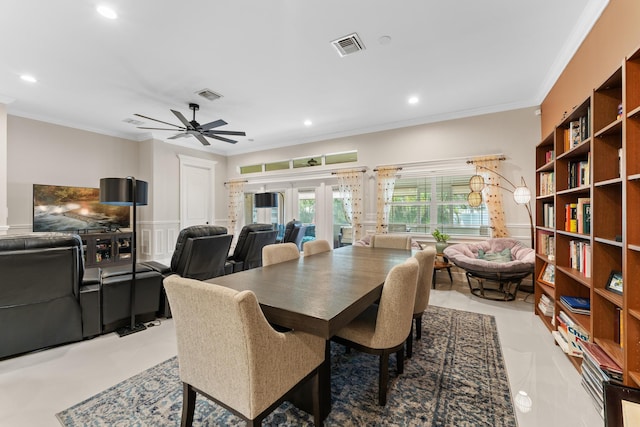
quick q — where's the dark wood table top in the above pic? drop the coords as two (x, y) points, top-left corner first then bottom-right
(205, 245), (412, 339)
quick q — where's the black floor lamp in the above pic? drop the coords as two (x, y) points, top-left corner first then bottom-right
(100, 176), (149, 337)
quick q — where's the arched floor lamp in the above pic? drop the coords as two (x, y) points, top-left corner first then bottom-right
(100, 176), (149, 337)
(466, 163), (534, 248)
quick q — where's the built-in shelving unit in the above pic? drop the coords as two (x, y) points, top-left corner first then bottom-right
(534, 44), (640, 385)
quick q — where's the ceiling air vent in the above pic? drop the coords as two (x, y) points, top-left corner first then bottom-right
(331, 33), (365, 57)
(196, 88), (223, 101)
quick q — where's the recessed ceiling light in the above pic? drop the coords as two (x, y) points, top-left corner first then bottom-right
(97, 5), (118, 19)
(304, 120), (313, 126)
(408, 96), (419, 105)
(20, 75), (37, 83)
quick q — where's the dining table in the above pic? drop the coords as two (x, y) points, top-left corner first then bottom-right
(204, 244), (414, 419)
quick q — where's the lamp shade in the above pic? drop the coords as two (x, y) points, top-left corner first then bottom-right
(469, 174), (485, 192)
(513, 186), (531, 204)
(100, 177), (148, 206)
(255, 192), (278, 208)
(468, 191), (483, 207)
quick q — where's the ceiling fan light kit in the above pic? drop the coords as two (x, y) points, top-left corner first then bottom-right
(134, 103), (246, 145)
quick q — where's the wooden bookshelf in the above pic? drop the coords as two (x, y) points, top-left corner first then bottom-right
(535, 44), (640, 386)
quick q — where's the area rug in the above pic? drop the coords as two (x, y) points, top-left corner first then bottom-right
(56, 305), (516, 426)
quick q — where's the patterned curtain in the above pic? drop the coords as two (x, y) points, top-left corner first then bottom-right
(336, 170), (364, 242)
(226, 180), (245, 251)
(474, 157), (509, 238)
(375, 166), (400, 233)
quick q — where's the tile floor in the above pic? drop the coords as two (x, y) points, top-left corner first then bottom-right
(0, 270), (604, 427)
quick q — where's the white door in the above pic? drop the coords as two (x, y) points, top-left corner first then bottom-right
(179, 155), (217, 229)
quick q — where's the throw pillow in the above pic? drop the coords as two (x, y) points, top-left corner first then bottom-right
(478, 248), (512, 263)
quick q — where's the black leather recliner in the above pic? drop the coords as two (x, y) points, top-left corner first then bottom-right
(225, 223), (278, 273)
(99, 264), (163, 332)
(145, 225), (232, 317)
(0, 233), (85, 359)
(281, 220), (307, 250)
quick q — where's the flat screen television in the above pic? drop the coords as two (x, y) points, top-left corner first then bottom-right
(33, 184), (130, 233)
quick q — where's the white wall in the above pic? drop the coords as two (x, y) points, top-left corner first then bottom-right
(6, 115), (227, 261)
(7, 116), (141, 233)
(227, 107), (541, 244)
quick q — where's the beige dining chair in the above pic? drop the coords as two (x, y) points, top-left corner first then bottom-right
(332, 257), (419, 406)
(163, 275), (325, 426)
(262, 242), (300, 266)
(303, 239), (332, 257)
(370, 233), (412, 250)
(406, 246), (437, 358)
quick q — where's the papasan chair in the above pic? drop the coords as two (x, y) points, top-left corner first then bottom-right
(443, 238), (535, 301)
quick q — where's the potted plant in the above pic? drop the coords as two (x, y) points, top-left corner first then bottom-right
(432, 228), (450, 254)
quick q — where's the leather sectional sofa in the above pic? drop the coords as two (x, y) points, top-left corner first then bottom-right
(0, 233), (162, 359)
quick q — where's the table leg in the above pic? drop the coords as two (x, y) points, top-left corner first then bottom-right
(320, 340), (332, 420)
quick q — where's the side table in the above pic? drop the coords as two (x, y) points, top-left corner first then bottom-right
(432, 254), (453, 288)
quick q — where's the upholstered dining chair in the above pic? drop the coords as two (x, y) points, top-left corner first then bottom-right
(164, 275), (325, 427)
(262, 242), (300, 266)
(303, 239), (332, 257)
(332, 257), (419, 405)
(370, 233), (412, 250)
(406, 246), (437, 358)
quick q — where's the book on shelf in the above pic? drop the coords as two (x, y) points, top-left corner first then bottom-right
(565, 203), (577, 232)
(576, 198), (590, 234)
(560, 295), (590, 315)
(568, 160), (590, 189)
(536, 231), (555, 258)
(539, 172), (554, 196)
(545, 149), (555, 164)
(581, 356), (604, 415)
(562, 110), (590, 153)
(541, 202), (554, 228)
(580, 340), (623, 382)
(552, 330), (582, 358)
(569, 239), (591, 277)
(538, 297), (554, 317)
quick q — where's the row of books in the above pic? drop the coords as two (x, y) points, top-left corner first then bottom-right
(576, 197), (591, 234)
(567, 157), (590, 189)
(560, 295), (590, 315)
(539, 172), (554, 196)
(569, 239), (592, 277)
(544, 149), (555, 164)
(564, 200), (591, 234)
(562, 108), (591, 152)
(541, 202), (554, 228)
(538, 293), (554, 318)
(537, 232), (555, 258)
(553, 309), (590, 357)
(580, 340), (623, 416)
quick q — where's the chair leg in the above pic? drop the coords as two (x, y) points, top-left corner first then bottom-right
(181, 383), (196, 427)
(379, 353), (389, 406)
(447, 267), (453, 283)
(396, 347), (404, 376)
(416, 314), (423, 340)
(406, 321), (414, 358)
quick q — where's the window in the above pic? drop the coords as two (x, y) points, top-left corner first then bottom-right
(388, 175), (489, 237)
(297, 190), (315, 224)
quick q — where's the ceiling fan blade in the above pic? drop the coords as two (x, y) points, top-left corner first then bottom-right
(133, 113), (182, 128)
(206, 130), (246, 136)
(138, 126), (186, 131)
(194, 134), (211, 146)
(200, 119), (227, 131)
(171, 109), (193, 129)
(167, 133), (190, 140)
(205, 134), (238, 144)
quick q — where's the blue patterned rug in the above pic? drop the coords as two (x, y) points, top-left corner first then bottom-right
(56, 306), (516, 426)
